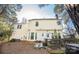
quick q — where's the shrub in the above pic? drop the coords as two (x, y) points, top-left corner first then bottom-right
(10, 38), (21, 42)
(9, 39), (16, 42)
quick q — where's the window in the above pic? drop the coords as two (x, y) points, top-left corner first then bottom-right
(58, 33), (61, 39)
(17, 25), (19, 29)
(35, 22), (39, 27)
(29, 32), (30, 39)
(31, 32), (34, 40)
(51, 33), (54, 39)
(17, 25), (22, 29)
(35, 33), (37, 40)
(19, 25), (22, 29)
(24, 35), (27, 39)
(42, 33), (44, 36)
(47, 33), (49, 37)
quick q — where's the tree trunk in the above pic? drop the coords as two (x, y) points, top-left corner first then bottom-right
(65, 4), (79, 34)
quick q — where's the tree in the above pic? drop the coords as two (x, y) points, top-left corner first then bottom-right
(54, 4), (78, 38)
(0, 4), (22, 24)
(65, 4), (79, 34)
(54, 4), (70, 24)
(38, 4), (77, 37)
(54, 4), (79, 35)
(0, 4), (22, 41)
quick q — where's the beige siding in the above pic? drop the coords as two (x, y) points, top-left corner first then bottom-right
(11, 18), (63, 41)
(28, 20), (62, 30)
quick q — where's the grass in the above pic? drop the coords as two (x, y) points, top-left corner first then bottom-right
(48, 49), (65, 54)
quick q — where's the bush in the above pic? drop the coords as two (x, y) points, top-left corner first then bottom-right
(9, 39), (16, 42)
(0, 37), (4, 41)
(9, 38), (20, 42)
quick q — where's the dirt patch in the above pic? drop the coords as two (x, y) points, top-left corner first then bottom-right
(0, 41), (48, 54)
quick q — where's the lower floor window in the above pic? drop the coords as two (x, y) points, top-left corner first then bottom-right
(47, 33), (49, 37)
(42, 33), (44, 36)
(35, 33), (37, 40)
(31, 32), (34, 39)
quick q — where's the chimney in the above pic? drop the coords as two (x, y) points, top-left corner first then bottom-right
(55, 14), (58, 20)
(22, 17), (27, 24)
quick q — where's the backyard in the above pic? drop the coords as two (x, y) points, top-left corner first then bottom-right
(0, 41), (48, 54)
(0, 4), (79, 54)
(0, 41), (65, 54)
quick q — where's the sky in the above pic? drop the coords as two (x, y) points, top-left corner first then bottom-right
(16, 4), (75, 33)
(16, 4), (55, 23)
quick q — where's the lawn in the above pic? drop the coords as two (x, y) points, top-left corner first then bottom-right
(47, 48), (65, 54)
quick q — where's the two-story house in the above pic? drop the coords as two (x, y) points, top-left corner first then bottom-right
(11, 18), (63, 41)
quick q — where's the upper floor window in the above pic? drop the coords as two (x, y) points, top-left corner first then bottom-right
(35, 22), (39, 27)
(17, 25), (22, 29)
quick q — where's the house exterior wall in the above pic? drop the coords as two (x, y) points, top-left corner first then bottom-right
(28, 19), (62, 30)
(11, 18), (63, 41)
(11, 23), (28, 40)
